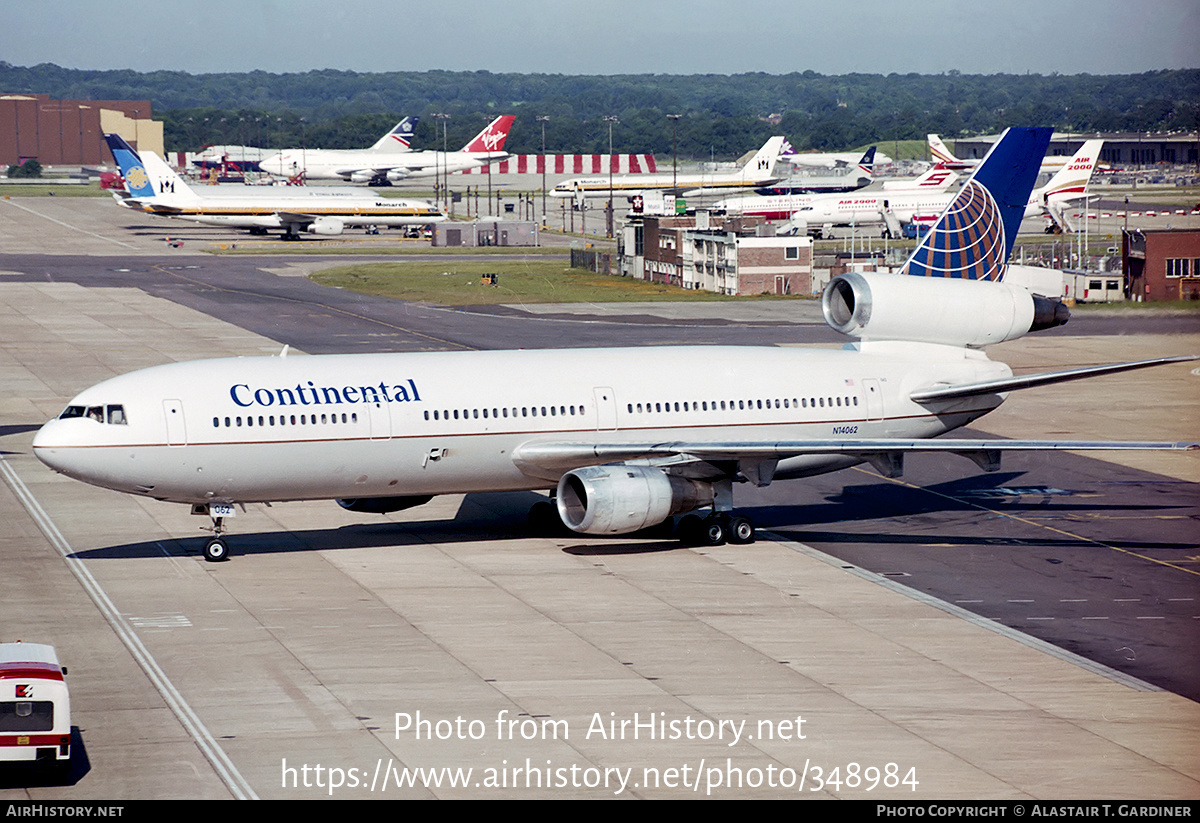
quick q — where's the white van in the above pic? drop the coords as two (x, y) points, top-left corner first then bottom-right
(0, 643), (71, 767)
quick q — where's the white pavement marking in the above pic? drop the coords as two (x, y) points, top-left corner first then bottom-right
(0, 453), (259, 800)
(1, 198), (139, 249)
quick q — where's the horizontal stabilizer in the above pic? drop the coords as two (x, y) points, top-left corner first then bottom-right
(910, 355), (1199, 402)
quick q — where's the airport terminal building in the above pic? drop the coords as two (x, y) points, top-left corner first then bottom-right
(0, 94), (162, 167)
(952, 131), (1199, 171)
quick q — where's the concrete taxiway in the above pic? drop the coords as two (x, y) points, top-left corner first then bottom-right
(0, 196), (1198, 799)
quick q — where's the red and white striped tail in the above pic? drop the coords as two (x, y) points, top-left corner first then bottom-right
(458, 154), (658, 174)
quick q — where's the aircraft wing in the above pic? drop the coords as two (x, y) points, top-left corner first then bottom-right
(275, 211), (320, 225)
(143, 203), (186, 215)
(513, 437), (1197, 483)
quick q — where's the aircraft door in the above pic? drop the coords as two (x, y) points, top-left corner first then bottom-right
(593, 387), (617, 431)
(367, 401), (391, 440)
(862, 378), (884, 422)
(163, 399), (187, 446)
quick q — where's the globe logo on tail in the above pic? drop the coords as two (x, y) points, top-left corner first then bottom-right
(900, 179), (1006, 281)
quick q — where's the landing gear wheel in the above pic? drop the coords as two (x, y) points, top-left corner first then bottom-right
(727, 515), (755, 545)
(702, 515), (727, 546)
(204, 538), (229, 563)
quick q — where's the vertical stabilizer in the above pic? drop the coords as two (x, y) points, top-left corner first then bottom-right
(461, 115), (515, 154)
(104, 134), (156, 199)
(857, 146), (877, 176)
(743, 136), (786, 180)
(927, 134), (960, 166)
(899, 127), (1052, 280)
(370, 116), (419, 151)
(1035, 139), (1104, 208)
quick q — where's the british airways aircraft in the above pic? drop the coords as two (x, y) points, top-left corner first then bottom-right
(33, 128), (1196, 561)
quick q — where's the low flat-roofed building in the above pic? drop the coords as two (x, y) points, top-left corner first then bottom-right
(433, 219), (537, 247)
(621, 213), (813, 296)
(951, 132), (1199, 169)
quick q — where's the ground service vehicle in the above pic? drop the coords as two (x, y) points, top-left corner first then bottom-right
(0, 642), (71, 768)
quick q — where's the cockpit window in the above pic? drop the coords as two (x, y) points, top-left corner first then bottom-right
(62, 404), (127, 424)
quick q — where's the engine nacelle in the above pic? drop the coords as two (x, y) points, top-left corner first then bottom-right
(386, 169), (410, 182)
(556, 466), (713, 535)
(308, 217), (345, 236)
(337, 495), (433, 514)
(349, 170), (375, 184)
(821, 271), (1068, 348)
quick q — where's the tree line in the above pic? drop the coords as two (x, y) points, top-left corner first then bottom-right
(2, 62), (1196, 159)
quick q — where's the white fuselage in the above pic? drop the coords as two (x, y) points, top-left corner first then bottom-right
(551, 171), (778, 199)
(258, 148), (506, 182)
(794, 192), (958, 225)
(137, 189), (445, 229)
(32, 345), (1009, 506)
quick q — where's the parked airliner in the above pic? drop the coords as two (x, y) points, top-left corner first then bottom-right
(752, 147), (877, 195)
(712, 162), (960, 221)
(929, 133), (1077, 173)
(783, 139), (1102, 236)
(551, 137), (786, 199)
(778, 140), (894, 169)
(106, 135), (445, 239)
(258, 116), (514, 186)
(34, 128), (1195, 561)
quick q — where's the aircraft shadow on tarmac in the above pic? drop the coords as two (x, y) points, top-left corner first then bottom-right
(64, 472), (1200, 561)
(745, 472), (1199, 552)
(68, 491), (688, 560)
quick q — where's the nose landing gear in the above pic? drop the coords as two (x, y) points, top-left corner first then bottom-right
(192, 503), (234, 562)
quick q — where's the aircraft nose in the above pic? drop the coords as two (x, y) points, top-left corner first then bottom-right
(32, 419), (72, 472)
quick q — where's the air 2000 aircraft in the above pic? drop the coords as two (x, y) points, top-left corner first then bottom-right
(34, 128), (1196, 561)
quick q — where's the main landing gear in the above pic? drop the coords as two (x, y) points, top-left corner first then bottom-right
(676, 512), (756, 546)
(527, 500), (756, 547)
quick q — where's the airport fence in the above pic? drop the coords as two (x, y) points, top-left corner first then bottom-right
(571, 248), (615, 275)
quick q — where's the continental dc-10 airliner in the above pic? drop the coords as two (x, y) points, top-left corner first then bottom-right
(33, 128), (1197, 561)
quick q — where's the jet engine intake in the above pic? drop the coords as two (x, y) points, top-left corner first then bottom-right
(556, 466), (713, 535)
(822, 271), (1068, 347)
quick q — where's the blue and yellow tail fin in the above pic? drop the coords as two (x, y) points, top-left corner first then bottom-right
(104, 134), (155, 199)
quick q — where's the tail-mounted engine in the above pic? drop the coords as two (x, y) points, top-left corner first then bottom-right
(822, 271), (1069, 347)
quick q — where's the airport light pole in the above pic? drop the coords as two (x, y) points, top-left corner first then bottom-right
(667, 114), (681, 195)
(432, 113), (449, 211)
(603, 115), (618, 238)
(537, 116), (549, 224)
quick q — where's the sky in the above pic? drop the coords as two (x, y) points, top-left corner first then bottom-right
(2, 0), (1197, 76)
